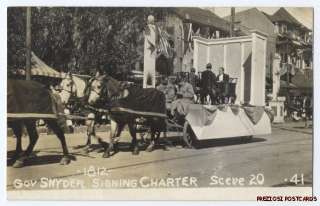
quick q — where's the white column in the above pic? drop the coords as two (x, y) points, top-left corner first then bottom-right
(272, 53), (281, 100)
(238, 42), (245, 104)
(262, 35), (267, 106)
(250, 32), (257, 105)
(193, 40), (199, 73)
(206, 46), (210, 65)
(223, 44), (227, 70)
(143, 15), (156, 88)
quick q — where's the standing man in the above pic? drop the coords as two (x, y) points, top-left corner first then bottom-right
(302, 94), (312, 128)
(200, 63), (217, 105)
(189, 68), (199, 103)
(216, 67), (230, 104)
(189, 68), (198, 92)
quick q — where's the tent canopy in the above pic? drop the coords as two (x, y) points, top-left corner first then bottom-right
(17, 52), (66, 78)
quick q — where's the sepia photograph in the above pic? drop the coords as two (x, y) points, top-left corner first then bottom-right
(4, 4), (315, 201)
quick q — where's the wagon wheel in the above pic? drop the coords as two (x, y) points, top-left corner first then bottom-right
(182, 121), (196, 149)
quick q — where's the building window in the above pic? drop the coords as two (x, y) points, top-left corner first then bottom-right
(282, 24), (287, 33)
(274, 22), (279, 34)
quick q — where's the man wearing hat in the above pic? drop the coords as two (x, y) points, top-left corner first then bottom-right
(189, 67), (198, 92)
(170, 75), (195, 122)
(216, 67), (230, 104)
(200, 63), (217, 105)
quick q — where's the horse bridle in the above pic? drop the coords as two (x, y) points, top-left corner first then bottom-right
(88, 78), (106, 97)
(61, 78), (76, 96)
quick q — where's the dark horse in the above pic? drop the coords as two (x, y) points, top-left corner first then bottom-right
(7, 79), (71, 168)
(87, 75), (167, 158)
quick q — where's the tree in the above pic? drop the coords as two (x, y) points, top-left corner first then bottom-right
(7, 7), (171, 79)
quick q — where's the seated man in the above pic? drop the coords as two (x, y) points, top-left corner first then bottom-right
(216, 67), (230, 104)
(166, 77), (177, 103)
(156, 77), (168, 94)
(171, 76), (195, 122)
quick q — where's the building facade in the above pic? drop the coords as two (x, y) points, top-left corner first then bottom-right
(224, 8), (277, 81)
(156, 8), (234, 74)
(224, 7), (312, 95)
(267, 8), (312, 75)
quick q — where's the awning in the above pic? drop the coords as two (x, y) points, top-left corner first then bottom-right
(17, 52), (66, 78)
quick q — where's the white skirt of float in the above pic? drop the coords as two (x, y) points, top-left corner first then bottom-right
(186, 105), (271, 140)
(237, 108), (272, 136)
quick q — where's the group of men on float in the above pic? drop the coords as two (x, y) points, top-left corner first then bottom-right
(156, 62), (231, 117)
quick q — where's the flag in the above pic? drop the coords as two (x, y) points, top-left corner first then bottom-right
(184, 23), (194, 55)
(156, 26), (173, 58)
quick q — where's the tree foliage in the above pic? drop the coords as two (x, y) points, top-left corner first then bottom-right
(7, 7), (170, 77)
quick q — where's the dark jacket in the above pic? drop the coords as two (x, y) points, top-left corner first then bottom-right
(201, 70), (216, 90)
(189, 72), (198, 91)
(217, 73), (229, 83)
(217, 73), (230, 96)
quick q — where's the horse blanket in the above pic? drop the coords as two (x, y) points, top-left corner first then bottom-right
(108, 86), (166, 118)
(7, 79), (63, 119)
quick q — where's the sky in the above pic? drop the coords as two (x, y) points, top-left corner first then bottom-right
(210, 7), (313, 30)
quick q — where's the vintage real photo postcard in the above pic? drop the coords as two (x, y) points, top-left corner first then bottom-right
(4, 3), (317, 201)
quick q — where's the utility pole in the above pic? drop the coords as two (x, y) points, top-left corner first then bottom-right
(26, 7), (31, 80)
(230, 7), (235, 37)
(286, 43), (290, 88)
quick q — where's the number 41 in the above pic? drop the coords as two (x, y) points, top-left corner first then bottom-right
(290, 174), (304, 185)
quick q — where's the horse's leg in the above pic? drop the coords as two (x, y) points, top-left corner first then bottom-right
(12, 121), (39, 168)
(23, 121), (39, 156)
(161, 118), (173, 148)
(46, 120), (71, 165)
(128, 123), (139, 155)
(85, 132), (91, 146)
(146, 126), (156, 152)
(157, 130), (169, 151)
(82, 120), (95, 153)
(10, 121), (23, 160)
(102, 122), (124, 158)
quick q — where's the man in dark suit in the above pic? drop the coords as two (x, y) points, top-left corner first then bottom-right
(216, 67), (230, 104)
(200, 63), (217, 105)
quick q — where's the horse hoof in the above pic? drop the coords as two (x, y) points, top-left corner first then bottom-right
(102, 152), (110, 158)
(29, 153), (37, 158)
(60, 156), (71, 165)
(132, 148), (139, 155)
(96, 148), (105, 153)
(163, 146), (169, 151)
(11, 155), (20, 162)
(145, 145), (154, 152)
(81, 148), (90, 154)
(12, 159), (24, 168)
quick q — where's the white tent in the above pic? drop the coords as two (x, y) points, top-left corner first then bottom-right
(18, 52), (67, 78)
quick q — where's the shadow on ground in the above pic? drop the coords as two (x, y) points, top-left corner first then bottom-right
(7, 150), (76, 167)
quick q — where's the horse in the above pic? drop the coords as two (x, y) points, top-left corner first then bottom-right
(7, 79), (71, 168)
(59, 73), (107, 153)
(87, 75), (167, 158)
(59, 73), (88, 105)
